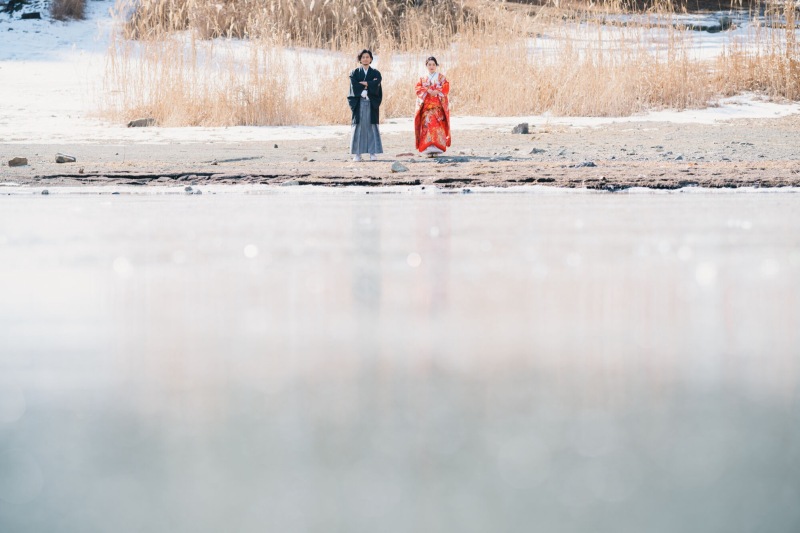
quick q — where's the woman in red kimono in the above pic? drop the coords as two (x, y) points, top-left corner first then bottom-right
(414, 57), (450, 157)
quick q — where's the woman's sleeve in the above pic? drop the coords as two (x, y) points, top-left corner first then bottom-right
(441, 77), (450, 96)
(415, 78), (427, 99)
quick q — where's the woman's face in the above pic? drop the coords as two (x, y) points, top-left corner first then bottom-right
(360, 54), (372, 67)
(426, 61), (438, 74)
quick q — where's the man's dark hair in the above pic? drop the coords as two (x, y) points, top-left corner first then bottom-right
(358, 49), (373, 62)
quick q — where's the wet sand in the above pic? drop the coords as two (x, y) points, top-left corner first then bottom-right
(4, 115), (800, 190)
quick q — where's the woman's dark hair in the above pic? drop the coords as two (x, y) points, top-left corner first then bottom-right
(425, 56), (439, 66)
(358, 49), (373, 62)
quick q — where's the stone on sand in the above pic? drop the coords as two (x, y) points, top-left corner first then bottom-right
(512, 123), (529, 134)
(127, 118), (156, 128)
(9, 157), (27, 167)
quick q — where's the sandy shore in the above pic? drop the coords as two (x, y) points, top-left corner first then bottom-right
(4, 114), (800, 190)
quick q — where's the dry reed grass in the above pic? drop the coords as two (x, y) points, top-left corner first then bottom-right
(121, 0), (471, 50)
(51, 0), (86, 21)
(102, 0), (800, 126)
(716, 4), (800, 100)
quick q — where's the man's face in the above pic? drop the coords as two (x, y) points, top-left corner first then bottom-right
(360, 53), (372, 67)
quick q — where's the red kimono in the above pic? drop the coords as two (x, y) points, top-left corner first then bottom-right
(414, 73), (451, 154)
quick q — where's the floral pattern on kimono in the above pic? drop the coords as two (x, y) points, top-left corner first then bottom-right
(414, 73), (451, 153)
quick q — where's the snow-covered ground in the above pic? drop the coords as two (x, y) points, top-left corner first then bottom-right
(0, 0), (114, 143)
(1, 1), (798, 145)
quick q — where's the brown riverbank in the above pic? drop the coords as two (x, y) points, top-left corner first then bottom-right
(4, 114), (800, 190)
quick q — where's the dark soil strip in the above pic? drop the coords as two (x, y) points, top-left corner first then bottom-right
(27, 163), (800, 191)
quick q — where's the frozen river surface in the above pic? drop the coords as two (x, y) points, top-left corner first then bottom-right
(1, 188), (799, 532)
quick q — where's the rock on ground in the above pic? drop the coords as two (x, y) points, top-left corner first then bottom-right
(512, 123), (529, 134)
(127, 118), (156, 128)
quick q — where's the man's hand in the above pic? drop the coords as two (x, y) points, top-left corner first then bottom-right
(359, 81), (368, 87)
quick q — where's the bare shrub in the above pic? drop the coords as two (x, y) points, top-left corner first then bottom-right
(51, 0), (86, 21)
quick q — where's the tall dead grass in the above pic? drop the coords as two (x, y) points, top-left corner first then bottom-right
(104, 33), (355, 126)
(716, 4), (800, 100)
(121, 0), (472, 50)
(102, 0), (800, 126)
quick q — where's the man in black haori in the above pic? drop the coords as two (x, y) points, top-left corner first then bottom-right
(348, 49), (384, 162)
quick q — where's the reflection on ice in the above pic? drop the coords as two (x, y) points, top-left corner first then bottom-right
(0, 191), (799, 532)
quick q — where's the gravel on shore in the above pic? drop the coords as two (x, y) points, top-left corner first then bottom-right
(4, 115), (800, 190)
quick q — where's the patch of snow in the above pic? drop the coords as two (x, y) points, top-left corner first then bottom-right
(453, 94), (800, 131)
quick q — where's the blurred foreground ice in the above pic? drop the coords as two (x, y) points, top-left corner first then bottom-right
(0, 189), (799, 532)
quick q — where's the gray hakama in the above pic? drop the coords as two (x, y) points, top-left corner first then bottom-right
(350, 98), (383, 155)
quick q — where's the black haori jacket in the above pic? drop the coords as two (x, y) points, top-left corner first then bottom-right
(348, 67), (383, 125)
